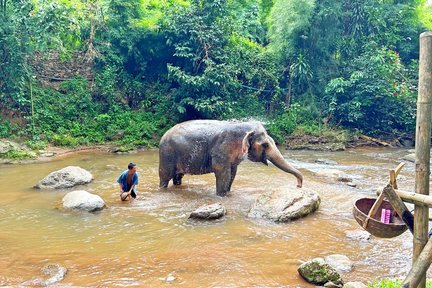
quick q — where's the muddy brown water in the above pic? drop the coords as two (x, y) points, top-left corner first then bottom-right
(0, 147), (422, 287)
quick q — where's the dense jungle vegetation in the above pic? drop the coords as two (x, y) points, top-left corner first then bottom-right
(0, 0), (431, 149)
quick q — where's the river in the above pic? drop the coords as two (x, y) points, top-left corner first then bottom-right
(0, 147), (421, 287)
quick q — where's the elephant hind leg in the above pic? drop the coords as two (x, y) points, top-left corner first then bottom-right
(173, 173), (184, 185)
(159, 167), (173, 188)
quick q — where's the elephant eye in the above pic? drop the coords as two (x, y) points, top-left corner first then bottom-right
(262, 142), (269, 148)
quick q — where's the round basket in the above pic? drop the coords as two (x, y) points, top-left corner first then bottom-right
(353, 198), (408, 238)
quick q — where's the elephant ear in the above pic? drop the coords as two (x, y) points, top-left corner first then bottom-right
(241, 131), (255, 156)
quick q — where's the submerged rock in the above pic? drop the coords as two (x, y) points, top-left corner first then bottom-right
(343, 282), (367, 288)
(315, 159), (338, 165)
(298, 258), (344, 287)
(345, 230), (371, 242)
(62, 190), (105, 212)
(24, 263), (67, 286)
(315, 169), (353, 183)
(189, 203), (227, 220)
(35, 166), (93, 189)
(402, 153), (415, 162)
(324, 254), (353, 273)
(248, 189), (320, 222)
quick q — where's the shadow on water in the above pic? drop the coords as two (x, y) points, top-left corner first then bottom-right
(0, 147), (422, 287)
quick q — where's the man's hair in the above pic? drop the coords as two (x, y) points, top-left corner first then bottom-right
(128, 162), (136, 170)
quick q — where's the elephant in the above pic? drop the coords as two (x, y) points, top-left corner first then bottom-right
(158, 120), (303, 196)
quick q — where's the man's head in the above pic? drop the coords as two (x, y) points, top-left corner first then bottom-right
(128, 162), (137, 172)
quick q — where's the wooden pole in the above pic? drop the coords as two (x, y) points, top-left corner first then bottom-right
(382, 185), (414, 234)
(392, 189), (432, 207)
(403, 237), (432, 288)
(412, 31), (432, 288)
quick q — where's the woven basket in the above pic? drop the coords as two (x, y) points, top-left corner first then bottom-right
(353, 198), (408, 238)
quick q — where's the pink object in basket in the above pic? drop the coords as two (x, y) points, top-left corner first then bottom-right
(385, 209), (391, 224)
(381, 208), (386, 223)
(380, 209), (391, 224)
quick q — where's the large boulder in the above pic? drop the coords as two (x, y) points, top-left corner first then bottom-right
(189, 203), (227, 220)
(248, 189), (320, 222)
(62, 190), (105, 212)
(298, 258), (344, 287)
(35, 166), (93, 189)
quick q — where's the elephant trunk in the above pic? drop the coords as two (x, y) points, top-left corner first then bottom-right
(266, 139), (303, 188)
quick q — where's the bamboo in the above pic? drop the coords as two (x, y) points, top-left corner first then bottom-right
(412, 31), (432, 288)
(394, 190), (432, 207)
(363, 192), (385, 229)
(382, 185), (414, 234)
(359, 134), (391, 147)
(403, 237), (432, 288)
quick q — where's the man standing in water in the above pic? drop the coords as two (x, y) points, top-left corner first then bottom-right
(118, 162), (139, 201)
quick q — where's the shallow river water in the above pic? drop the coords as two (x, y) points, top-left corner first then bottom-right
(0, 147), (422, 287)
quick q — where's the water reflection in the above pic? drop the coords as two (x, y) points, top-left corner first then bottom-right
(0, 147), (420, 286)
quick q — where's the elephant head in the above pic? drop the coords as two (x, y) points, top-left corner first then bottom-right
(245, 128), (303, 188)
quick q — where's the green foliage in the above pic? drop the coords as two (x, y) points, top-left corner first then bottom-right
(0, 149), (36, 160)
(267, 0), (315, 60)
(368, 278), (432, 288)
(165, 0), (239, 119)
(0, 0), (428, 148)
(0, 120), (20, 138)
(324, 44), (417, 136)
(266, 103), (302, 143)
(25, 140), (47, 150)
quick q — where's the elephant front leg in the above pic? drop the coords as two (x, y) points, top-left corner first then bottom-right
(213, 165), (231, 196)
(228, 165), (238, 191)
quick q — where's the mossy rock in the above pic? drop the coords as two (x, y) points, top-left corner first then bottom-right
(298, 258), (343, 286)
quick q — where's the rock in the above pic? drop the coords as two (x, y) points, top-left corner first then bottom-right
(345, 230), (371, 241)
(0, 139), (22, 154)
(325, 281), (343, 288)
(343, 282), (367, 288)
(248, 189), (320, 222)
(346, 182), (357, 187)
(298, 258), (344, 286)
(35, 166), (93, 189)
(324, 254), (353, 273)
(40, 152), (56, 157)
(402, 153), (415, 162)
(315, 159), (338, 165)
(25, 264), (67, 286)
(316, 169), (353, 183)
(40, 264), (67, 286)
(189, 203), (227, 220)
(166, 274), (176, 282)
(62, 190), (105, 212)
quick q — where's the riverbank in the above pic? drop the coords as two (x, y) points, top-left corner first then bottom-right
(0, 131), (413, 164)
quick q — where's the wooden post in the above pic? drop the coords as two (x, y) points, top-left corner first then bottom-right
(382, 185), (414, 234)
(412, 31), (432, 288)
(403, 237), (432, 288)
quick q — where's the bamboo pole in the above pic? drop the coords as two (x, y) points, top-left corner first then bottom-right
(403, 237), (432, 288)
(376, 188), (432, 207)
(412, 31), (432, 288)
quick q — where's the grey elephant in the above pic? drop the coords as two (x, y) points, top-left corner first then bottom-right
(159, 120), (303, 196)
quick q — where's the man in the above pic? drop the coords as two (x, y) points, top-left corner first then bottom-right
(117, 162), (139, 201)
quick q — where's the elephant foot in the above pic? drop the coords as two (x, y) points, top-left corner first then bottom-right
(173, 174), (184, 185)
(216, 190), (228, 197)
(160, 180), (169, 188)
